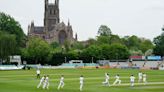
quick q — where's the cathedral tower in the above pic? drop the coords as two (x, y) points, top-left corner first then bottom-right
(28, 0), (76, 44)
(44, 0), (60, 32)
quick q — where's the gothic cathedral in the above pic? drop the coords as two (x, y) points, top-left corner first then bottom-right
(28, 0), (77, 44)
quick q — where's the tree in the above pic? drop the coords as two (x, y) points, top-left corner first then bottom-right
(153, 32), (164, 56)
(122, 36), (130, 47)
(80, 45), (101, 63)
(49, 52), (66, 65)
(129, 50), (143, 56)
(107, 43), (130, 59)
(23, 37), (51, 64)
(80, 43), (130, 62)
(110, 34), (122, 44)
(99, 44), (111, 59)
(71, 42), (84, 50)
(145, 49), (153, 56)
(127, 35), (141, 50)
(97, 36), (111, 45)
(122, 35), (154, 55)
(96, 34), (123, 45)
(67, 50), (80, 61)
(162, 26), (164, 31)
(50, 41), (60, 48)
(139, 39), (154, 53)
(63, 40), (71, 52)
(0, 12), (26, 53)
(98, 25), (112, 36)
(85, 38), (96, 47)
(0, 32), (17, 61)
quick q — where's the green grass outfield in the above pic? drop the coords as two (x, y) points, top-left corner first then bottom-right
(0, 69), (164, 92)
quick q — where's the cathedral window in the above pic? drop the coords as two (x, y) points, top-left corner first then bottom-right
(54, 10), (56, 15)
(49, 10), (52, 15)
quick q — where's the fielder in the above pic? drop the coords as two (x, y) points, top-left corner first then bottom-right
(130, 75), (135, 87)
(102, 73), (110, 86)
(113, 74), (121, 85)
(36, 69), (41, 79)
(58, 75), (65, 90)
(43, 75), (49, 89)
(143, 73), (147, 85)
(37, 75), (45, 88)
(80, 75), (84, 91)
(138, 71), (143, 83)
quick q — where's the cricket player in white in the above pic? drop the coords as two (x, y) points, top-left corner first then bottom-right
(43, 75), (49, 89)
(36, 69), (41, 79)
(130, 75), (135, 87)
(143, 73), (147, 85)
(138, 71), (143, 83)
(37, 75), (45, 88)
(113, 74), (121, 85)
(102, 73), (110, 86)
(80, 75), (84, 91)
(58, 75), (65, 90)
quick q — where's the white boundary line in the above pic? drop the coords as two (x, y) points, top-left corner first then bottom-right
(110, 82), (164, 87)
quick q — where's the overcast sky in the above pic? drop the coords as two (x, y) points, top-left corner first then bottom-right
(0, 0), (164, 41)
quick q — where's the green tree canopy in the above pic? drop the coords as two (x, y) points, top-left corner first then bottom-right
(110, 34), (122, 44)
(97, 36), (111, 45)
(97, 34), (123, 45)
(0, 12), (26, 53)
(50, 41), (60, 48)
(139, 39), (154, 53)
(107, 43), (130, 59)
(71, 42), (84, 50)
(98, 25), (112, 36)
(22, 37), (51, 64)
(0, 32), (17, 60)
(122, 35), (154, 55)
(127, 35), (141, 50)
(99, 44), (111, 59)
(81, 45), (101, 63)
(153, 32), (164, 56)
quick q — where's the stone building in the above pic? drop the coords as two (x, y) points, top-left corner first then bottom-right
(28, 0), (77, 44)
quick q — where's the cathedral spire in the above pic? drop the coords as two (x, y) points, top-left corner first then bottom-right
(31, 20), (34, 26)
(75, 33), (78, 41)
(45, 0), (48, 10)
(55, 0), (59, 7)
(68, 19), (70, 26)
(28, 24), (30, 35)
(55, 0), (57, 5)
(45, 0), (48, 6)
